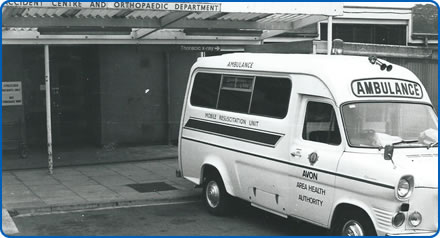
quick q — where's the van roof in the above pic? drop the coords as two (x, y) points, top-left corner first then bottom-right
(193, 53), (431, 106)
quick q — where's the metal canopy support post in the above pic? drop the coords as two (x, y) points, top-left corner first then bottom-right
(327, 16), (333, 55)
(135, 12), (192, 39)
(44, 45), (54, 175)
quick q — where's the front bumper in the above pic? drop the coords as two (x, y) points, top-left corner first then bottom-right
(386, 230), (438, 236)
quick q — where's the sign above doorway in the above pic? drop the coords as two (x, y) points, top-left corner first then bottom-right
(5, 2), (222, 12)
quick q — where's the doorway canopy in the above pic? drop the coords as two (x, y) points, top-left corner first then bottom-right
(3, 2), (343, 45)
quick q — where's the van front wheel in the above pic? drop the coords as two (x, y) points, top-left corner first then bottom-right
(203, 174), (231, 216)
(331, 211), (376, 236)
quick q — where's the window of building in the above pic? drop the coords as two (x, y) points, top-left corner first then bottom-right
(250, 77), (291, 118)
(190, 73), (221, 109)
(302, 101), (341, 145)
(321, 23), (407, 45)
(190, 73), (291, 118)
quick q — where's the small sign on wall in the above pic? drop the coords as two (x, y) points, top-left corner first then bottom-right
(179, 45), (221, 52)
(2, 82), (23, 106)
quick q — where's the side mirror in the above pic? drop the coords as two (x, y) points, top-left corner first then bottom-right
(384, 145), (394, 160)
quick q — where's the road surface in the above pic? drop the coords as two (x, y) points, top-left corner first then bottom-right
(11, 200), (328, 236)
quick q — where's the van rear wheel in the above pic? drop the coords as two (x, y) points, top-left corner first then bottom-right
(203, 174), (232, 216)
(331, 211), (376, 236)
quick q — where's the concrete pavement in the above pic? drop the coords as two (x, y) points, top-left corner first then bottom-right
(3, 145), (178, 171)
(2, 159), (200, 216)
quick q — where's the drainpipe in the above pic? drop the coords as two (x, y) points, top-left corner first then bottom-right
(327, 16), (333, 55)
(44, 45), (53, 175)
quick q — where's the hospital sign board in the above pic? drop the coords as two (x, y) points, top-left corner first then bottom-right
(5, 2), (222, 12)
(2, 82), (23, 106)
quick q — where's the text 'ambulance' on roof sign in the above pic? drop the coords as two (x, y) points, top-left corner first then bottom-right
(351, 79), (423, 99)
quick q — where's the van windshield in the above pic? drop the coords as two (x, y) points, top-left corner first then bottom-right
(342, 102), (438, 148)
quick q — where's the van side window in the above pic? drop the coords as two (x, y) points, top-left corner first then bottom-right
(217, 76), (253, 113)
(190, 73), (221, 109)
(302, 101), (341, 145)
(190, 73), (291, 119)
(250, 77), (291, 118)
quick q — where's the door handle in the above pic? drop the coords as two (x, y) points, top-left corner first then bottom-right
(290, 149), (302, 158)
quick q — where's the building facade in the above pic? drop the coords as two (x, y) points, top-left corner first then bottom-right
(2, 2), (342, 151)
(2, 2), (437, 153)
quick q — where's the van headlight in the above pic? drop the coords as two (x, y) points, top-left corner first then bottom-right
(397, 179), (410, 197)
(396, 176), (414, 200)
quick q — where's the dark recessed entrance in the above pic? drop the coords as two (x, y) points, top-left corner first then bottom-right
(18, 45), (101, 148)
(49, 46), (100, 146)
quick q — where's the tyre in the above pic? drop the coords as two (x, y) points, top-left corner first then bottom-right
(331, 210), (376, 236)
(202, 173), (232, 216)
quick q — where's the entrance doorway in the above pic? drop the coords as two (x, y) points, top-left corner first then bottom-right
(49, 46), (101, 147)
(19, 45), (100, 149)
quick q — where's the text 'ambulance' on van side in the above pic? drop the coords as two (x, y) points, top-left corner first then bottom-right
(177, 53), (438, 236)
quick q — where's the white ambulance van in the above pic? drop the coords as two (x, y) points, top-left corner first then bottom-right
(177, 53), (438, 236)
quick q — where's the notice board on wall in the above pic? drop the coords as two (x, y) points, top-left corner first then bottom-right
(2, 82), (23, 106)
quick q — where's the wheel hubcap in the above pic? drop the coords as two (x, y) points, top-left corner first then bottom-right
(342, 220), (364, 236)
(206, 181), (220, 208)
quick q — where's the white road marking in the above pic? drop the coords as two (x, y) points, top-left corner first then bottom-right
(2, 208), (19, 235)
(14, 200), (199, 218)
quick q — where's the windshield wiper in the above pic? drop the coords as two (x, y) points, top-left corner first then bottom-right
(378, 139), (419, 151)
(392, 139), (419, 146)
(428, 142), (438, 149)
